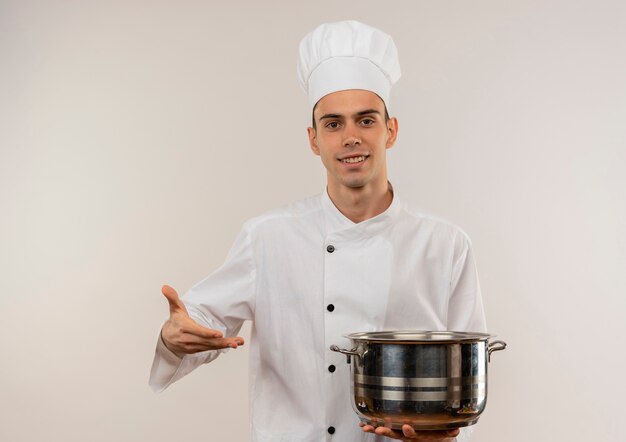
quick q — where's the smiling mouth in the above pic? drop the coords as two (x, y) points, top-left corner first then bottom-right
(340, 155), (369, 164)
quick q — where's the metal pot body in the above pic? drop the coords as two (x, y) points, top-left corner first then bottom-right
(331, 331), (506, 431)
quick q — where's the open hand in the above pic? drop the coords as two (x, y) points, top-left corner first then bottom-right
(360, 423), (460, 441)
(160, 284), (244, 357)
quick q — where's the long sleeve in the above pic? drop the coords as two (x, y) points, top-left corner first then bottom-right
(149, 224), (257, 392)
(447, 232), (487, 333)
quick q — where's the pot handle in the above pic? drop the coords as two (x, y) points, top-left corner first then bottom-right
(487, 340), (507, 362)
(330, 345), (361, 364)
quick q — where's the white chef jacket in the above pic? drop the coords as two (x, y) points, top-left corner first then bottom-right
(150, 188), (487, 442)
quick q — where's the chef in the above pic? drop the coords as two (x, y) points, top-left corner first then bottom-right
(150, 20), (486, 442)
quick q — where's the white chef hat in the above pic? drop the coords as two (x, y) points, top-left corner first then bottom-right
(297, 20), (401, 110)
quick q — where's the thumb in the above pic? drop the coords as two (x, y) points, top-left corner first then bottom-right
(446, 428), (461, 437)
(161, 284), (188, 316)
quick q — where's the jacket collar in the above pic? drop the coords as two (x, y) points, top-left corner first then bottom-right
(321, 182), (401, 238)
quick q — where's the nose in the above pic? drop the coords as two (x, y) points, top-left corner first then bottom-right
(343, 125), (361, 147)
(344, 136), (361, 147)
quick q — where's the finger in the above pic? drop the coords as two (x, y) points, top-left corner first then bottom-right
(373, 426), (403, 440)
(382, 418), (407, 439)
(183, 321), (224, 339)
(161, 284), (188, 315)
(180, 344), (214, 354)
(210, 336), (245, 349)
(402, 424), (416, 438)
(360, 424), (376, 434)
(184, 339), (244, 352)
(225, 336), (245, 348)
(233, 336), (245, 346)
(180, 336), (245, 351)
(446, 428), (461, 437)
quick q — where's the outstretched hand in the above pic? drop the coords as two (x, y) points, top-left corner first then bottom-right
(360, 423), (460, 441)
(160, 284), (244, 357)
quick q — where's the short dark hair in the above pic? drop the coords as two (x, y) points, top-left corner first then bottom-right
(311, 104), (390, 130)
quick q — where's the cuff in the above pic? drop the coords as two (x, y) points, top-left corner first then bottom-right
(148, 330), (185, 393)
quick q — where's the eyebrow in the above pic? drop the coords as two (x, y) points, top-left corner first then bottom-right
(318, 109), (381, 121)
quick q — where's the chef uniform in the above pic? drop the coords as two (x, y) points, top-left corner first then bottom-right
(150, 21), (486, 442)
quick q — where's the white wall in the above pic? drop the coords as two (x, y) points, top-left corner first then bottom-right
(1, 1), (624, 441)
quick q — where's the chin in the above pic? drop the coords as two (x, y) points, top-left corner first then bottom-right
(342, 179), (368, 189)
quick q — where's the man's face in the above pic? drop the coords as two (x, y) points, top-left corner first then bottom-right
(307, 89), (398, 192)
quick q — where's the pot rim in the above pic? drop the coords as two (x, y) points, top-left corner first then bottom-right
(343, 330), (494, 343)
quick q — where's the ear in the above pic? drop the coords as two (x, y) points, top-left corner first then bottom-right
(307, 127), (320, 156)
(385, 117), (399, 149)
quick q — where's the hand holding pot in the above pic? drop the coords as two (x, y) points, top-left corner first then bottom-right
(160, 284), (244, 357)
(360, 423), (459, 441)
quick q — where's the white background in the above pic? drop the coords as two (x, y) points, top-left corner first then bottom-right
(1, 1), (625, 441)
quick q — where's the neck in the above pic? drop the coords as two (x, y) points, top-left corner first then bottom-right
(327, 181), (393, 223)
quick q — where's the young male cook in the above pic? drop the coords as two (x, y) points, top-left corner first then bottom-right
(150, 20), (486, 442)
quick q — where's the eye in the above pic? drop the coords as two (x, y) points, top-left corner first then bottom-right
(325, 121), (341, 129)
(360, 118), (375, 126)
